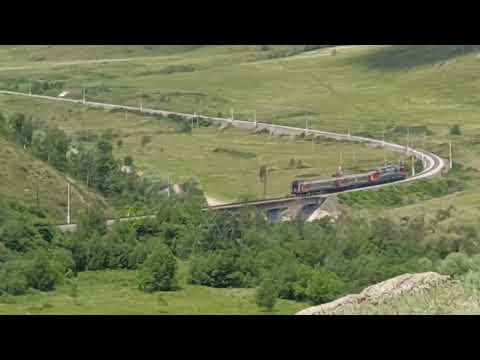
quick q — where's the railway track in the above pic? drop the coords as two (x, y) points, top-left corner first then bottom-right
(0, 90), (446, 229)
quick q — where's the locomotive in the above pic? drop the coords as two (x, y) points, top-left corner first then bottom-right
(291, 165), (407, 196)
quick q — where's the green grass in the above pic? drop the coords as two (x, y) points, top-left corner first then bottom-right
(0, 136), (112, 223)
(0, 96), (402, 202)
(2, 45), (480, 208)
(0, 262), (307, 315)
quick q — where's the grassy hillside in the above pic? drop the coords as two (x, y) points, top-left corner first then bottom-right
(1, 45), (480, 203)
(0, 96), (402, 202)
(0, 136), (112, 223)
(0, 263), (307, 315)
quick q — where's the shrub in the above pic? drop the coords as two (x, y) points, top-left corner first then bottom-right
(306, 268), (346, 304)
(27, 250), (59, 291)
(188, 251), (244, 288)
(417, 257), (434, 272)
(0, 242), (10, 263)
(450, 125), (461, 136)
(128, 243), (150, 269)
(124, 155), (134, 167)
(141, 135), (152, 147)
(256, 275), (278, 312)
(0, 260), (30, 296)
(138, 244), (177, 292)
(437, 252), (472, 277)
(50, 248), (76, 280)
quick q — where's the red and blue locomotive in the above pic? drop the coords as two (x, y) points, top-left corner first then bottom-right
(291, 165), (407, 196)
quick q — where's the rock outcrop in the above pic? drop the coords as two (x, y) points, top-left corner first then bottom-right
(296, 272), (451, 315)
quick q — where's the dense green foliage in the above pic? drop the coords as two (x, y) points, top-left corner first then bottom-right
(2, 112), (169, 211)
(256, 276), (278, 311)
(137, 244), (177, 292)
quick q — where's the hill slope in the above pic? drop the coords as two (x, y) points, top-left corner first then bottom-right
(0, 136), (112, 223)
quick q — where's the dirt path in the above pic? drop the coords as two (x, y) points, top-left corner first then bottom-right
(205, 195), (228, 207)
(0, 55), (175, 72)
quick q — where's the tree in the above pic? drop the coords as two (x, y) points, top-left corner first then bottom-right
(137, 244), (178, 292)
(256, 275), (278, 312)
(116, 139), (123, 148)
(77, 207), (107, 237)
(259, 165), (268, 199)
(93, 138), (120, 194)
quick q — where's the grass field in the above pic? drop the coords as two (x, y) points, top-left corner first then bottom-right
(0, 262), (307, 315)
(2, 45), (480, 208)
(0, 96), (402, 202)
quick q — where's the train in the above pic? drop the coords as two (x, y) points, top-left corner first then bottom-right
(291, 165), (407, 196)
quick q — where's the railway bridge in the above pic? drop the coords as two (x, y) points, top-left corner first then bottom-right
(205, 195), (327, 223)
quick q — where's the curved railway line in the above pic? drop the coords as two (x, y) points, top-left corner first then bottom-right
(0, 90), (446, 230)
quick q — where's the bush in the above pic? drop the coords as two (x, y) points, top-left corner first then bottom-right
(0, 260), (30, 296)
(128, 243), (150, 269)
(138, 244), (178, 292)
(124, 155), (133, 167)
(417, 257), (434, 272)
(188, 251), (245, 288)
(50, 248), (76, 280)
(306, 268), (346, 304)
(437, 252), (472, 277)
(141, 135), (151, 147)
(27, 250), (59, 291)
(450, 125), (461, 136)
(0, 242), (10, 263)
(256, 275), (278, 311)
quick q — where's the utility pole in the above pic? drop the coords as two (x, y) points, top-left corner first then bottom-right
(231, 108), (234, 123)
(348, 128), (351, 139)
(305, 119), (309, 136)
(82, 88), (86, 104)
(339, 152), (343, 175)
(449, 139), (453, 170)
(411, 155), (416, 176)
(29, 81), (32, 96)
(254, 110), (257, 128)
(382, 129), (385, 147)
(140, 91), (143, 112)
(406, 127), (410, 155)
(167, 177), (171, 198)
(36, 180), (40, 209)
(67, 183), (71, 225)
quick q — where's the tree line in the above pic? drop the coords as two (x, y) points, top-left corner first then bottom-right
(2, 182), (480, 311)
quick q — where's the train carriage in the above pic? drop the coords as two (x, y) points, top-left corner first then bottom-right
(292, 165), (407, 196)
